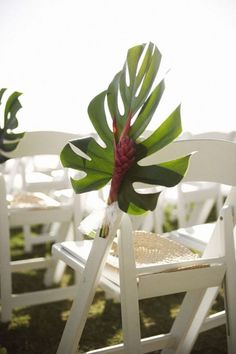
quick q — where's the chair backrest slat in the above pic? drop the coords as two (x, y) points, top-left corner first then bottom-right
(139, 139), (236, 187)
(5, 131), (81, 158)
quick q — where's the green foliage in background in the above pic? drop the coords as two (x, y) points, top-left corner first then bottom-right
(0, 89), (24, 164)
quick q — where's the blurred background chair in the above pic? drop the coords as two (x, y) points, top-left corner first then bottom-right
(152, 131), (236, 233)
(3, 149), (72, 254)
(52, 138), (236, 354)
(0, 130), (89, 322)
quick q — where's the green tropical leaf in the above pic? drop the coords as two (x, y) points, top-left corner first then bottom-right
(0, 141), (20, 152)
(136, 105), (182, 160)
(0, 88), (7, 104)
(128, 155), (191, 186)
(107, 43), (162, 136)
(87, 91), (113, 147)
(132, 46), (161, 113)
(60, 136), (113, 193)
(0, 90), (24, 163)
(130, 79), (165, 140)
(4, 91), (22, 128)
(60, 42), (192, 217)
(0, 152), (9, 164)
(107, 71), (122, 122)
(71, 171), (111, 194)
(118, 179), (160, 215)
(117, 154), (191, 214)
(3, 131), (25, 140)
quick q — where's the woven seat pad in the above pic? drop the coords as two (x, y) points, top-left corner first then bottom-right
(8, 192), (60, 209)
(109, 230), (199, 267)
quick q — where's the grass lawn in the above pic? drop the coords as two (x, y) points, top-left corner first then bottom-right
(0, 208), (227, 354)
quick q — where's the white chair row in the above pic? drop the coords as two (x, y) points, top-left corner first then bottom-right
(152, 130), (236, 233)
(3, 151), (72, 254)
(52, 138), (236, 354)
(0, 131), (86, 322)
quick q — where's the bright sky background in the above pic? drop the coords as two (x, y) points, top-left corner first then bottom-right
(0, 0), (236, 135)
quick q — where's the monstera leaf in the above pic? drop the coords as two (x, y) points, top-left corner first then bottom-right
(0, 89), (24, 164)
(61, 42), (191, 216)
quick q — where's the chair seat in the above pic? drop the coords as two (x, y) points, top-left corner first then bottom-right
(53, 232), (199, 273)
(8, 191), (61, 209)
(7, 189), (74, 226)
(52, 240), (121, 300)
(52, 227), (225, 301)
(170, 223), (215, 252)
(52, 138), (236, 354)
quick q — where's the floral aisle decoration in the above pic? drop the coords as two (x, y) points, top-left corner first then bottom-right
(0, 89), (24, 164)
(60, 43), (191, 237)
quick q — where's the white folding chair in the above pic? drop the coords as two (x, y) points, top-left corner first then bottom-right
(52, 138), (236, 354)
(153, 181), (222, 233)
(185, 131), (236, 141)
(0, 131), (87, 322)
(4, 152), (73, 254)
(153, 131), (236, 233)
(182, 131), (236, 201)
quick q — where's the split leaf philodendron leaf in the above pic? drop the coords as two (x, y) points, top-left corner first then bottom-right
(0, 89), (25, 164)
(61, 42), (192, 215)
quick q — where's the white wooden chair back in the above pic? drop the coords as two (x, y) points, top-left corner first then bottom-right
(53, 138), (236, 354)
(141, 139), (236, 184)
(155, 137), (235, 231)
(0, 131), (86, 322)
(6, 131), (80, 158)
(184, 130), (236, 142)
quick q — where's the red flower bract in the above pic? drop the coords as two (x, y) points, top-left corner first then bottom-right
(108, 135), (135, 204)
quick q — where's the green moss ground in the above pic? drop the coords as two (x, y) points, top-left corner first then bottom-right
(0, 206), (227, 354)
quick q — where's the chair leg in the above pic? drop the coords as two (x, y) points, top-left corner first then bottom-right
(153, 193), (165, 233)
(0, 176), (13, 322)
(216, 186), (223, 217)
(163, 205), (236, 354)
(176, 184), (186, 228)
(44, 222), (72, 286)
(221, 206), (236, 353)
(56, 233), (117, 354)
(162, 287), (219, 354)
(0, 252), (12, 322)
(23, 225), (33, 253)
(118, 216), (142, 353)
